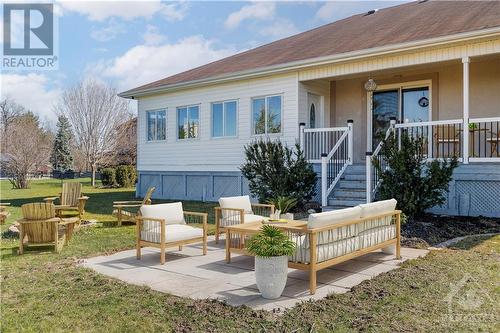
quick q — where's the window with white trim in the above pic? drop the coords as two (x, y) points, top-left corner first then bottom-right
(146, 109), (166, 141)
(212, 100), (237, 137)
(252, 95), (282, 135)
(177, 105), (200, 139)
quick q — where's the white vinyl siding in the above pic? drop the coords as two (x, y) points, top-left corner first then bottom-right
(146, 109), (166, 141)
(136, 73), (298, 172)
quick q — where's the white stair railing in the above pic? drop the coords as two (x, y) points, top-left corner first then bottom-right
(319, 120), (353, 207)
(366, 118), (396, 203)
(300, 125), (352, 163)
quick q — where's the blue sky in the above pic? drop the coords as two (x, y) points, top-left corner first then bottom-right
(1, 1), (407, 125)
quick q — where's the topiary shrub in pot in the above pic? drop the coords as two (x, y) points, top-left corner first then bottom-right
(246, 225), (295, 299)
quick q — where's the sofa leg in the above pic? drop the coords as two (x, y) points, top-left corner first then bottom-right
(178, 245), (183, 251)
(309, 269), (317, 295)
(215, 231), (219, 244)
(136, 243), (141, 260)
(160, 246), (165, 265)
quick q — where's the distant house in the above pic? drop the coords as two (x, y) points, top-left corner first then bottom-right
(120, 1), (500, 217)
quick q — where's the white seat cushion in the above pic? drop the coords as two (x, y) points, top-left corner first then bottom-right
(308, 206), (362, 245)
(140, 202), (185, 225)
(220, 214), (266, 227)
(141, 224), (203, 243)
(290, 236), (360, 264)
(218, 195), (253, 219)
(358, 225), (396, 248)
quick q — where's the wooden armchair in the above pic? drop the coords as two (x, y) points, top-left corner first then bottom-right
(0, 203), (11, 224)
(17, 203), (79, 254)
(214, 195), (274, 243)
(113, 187), (155, 226)
(135, 202), (208, 264)
(44, 182), (89, 220)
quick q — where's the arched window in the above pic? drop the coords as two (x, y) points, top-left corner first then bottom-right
(309, 103), (316, 128)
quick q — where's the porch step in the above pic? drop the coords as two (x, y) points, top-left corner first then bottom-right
(342, 173), (366, 181)
(338, 180), (366, 189)
(333, 188), (366, 199)
(327, 198), (366, 207)
(344, 164), (366, 174)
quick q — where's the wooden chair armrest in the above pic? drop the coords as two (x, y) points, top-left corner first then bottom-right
(79, 196), (89, 200)
(135, 216), (165, 223)
(44, 197), (59, 203)
(251, 203), (274, 209)
(0, 203), (11, 206)
(113, 204), (142, 208)
(17, 217), (61, 224)
(183, 211), (208, 217)
(217, 207), (245, 213)
(113, 200), (143, 204)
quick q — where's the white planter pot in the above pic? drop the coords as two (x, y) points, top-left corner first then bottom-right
(255, 255), (288, 299)
(283, 213), (294, 220)
(381, 244), (396, 254)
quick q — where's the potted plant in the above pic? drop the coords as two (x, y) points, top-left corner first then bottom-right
(267, 196), (298, 220)
(246, 225), (296, 299)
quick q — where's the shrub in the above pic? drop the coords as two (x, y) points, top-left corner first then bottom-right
(100, 168), (116, 187)
(240, 140), (317, 208)
(116, 165), (137, 188)
(266, 196), (298, 214)
(246, 225), (296, 257)
(374, 132), (458, 218)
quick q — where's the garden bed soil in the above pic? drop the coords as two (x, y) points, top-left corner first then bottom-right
(402, 213), (500, 246)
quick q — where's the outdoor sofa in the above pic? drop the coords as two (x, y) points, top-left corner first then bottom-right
(285, 199), (401, 294)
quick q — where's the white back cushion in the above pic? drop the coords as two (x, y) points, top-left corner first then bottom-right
(308, 206), (361, 229)
(218, 195), (253, 218)
(140, 202), (185, 225)
(358, 199), (397, 218)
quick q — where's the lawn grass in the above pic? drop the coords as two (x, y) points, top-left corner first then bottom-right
(1, 179), (499, 332)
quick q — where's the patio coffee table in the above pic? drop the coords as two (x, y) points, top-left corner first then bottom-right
(224, 220), (307, 263)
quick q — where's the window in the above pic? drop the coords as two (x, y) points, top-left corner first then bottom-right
(146, 109), (166, 141)
(177, 105), (200, 139)
(212, 100), (237, 137)
(252, 95), (282, 135)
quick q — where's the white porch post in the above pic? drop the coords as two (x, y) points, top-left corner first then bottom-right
(321, 153), (328, 207)
(462, 57), (470, 164)
(365, 152), (372, 203)
(299, 122), (305, 150)
(347, 119), (353, 165)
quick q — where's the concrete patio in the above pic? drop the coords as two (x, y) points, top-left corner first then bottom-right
(82, 237), (428, 312)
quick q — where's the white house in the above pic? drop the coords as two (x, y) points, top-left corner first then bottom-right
(120, 0), (500, 217)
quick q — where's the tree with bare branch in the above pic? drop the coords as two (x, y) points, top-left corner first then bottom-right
(3, 113), (52, 189)
(56, 78), (129, 186)
(0, 98), (26, 153)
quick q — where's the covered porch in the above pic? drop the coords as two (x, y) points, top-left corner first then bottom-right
(297, 54), (500, 216)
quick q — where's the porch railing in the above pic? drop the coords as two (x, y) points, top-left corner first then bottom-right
(300, 121), (353, 207)
(366, 116), (500, 202)
(301, 125), (351, 163)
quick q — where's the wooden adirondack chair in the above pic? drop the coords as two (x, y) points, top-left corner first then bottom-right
(112, 187), (155, 226)
(44, 182), (89, 220)
(17, 203), (79, 254)
(0, 203), (11, 224)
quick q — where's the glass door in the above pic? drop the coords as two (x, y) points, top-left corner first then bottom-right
(402, 87), (429, 123)
(372, 90), (398, 150)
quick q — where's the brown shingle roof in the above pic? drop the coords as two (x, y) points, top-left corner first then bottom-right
(123, 0), (500, 95)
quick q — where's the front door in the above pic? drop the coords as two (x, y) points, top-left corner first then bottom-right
(307, 93), (321, 128)
(370, 84), (430, 150)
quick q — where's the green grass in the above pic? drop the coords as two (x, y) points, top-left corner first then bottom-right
(1, 179), (499, 332)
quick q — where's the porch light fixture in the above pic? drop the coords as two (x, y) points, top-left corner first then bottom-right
(364, 78), (377, 92)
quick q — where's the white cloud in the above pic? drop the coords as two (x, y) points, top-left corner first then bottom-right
(259, 18), (299, 39)
(1, 73), (61, 123)
(225, 2), (276, 29)
(90, 36), (239, 92)
(143, 25), (166, 45)
(59, 0), (188, 22)
(90, 19), (126, 42)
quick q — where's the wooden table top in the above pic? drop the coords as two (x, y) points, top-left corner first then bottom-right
(225, 220), (307, 233)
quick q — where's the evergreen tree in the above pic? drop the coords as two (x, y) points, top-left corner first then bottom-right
(51, 115), (74, 172)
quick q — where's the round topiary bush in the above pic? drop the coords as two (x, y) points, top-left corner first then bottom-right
(100, 168), (116, 187)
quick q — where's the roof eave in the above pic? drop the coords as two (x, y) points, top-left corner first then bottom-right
(119, 26), (500, 99)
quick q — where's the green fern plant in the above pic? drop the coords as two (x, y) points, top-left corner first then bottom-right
(266, 196), (298, 214)
(246, 225), (296, 257)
